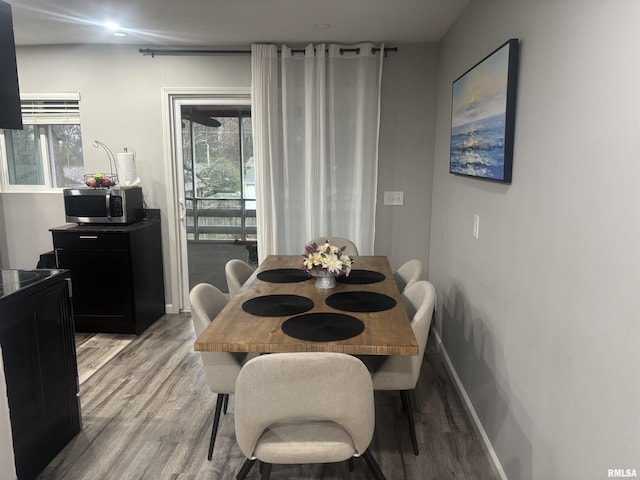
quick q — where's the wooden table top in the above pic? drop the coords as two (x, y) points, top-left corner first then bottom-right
(193, 255), (418, 356)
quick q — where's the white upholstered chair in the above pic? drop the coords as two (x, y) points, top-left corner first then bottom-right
(234, 352), (386, 480)
(189, 283), (253, 461)
(225, 259), (255, 297)
(370, 280), (436, 455)
(394, 259), (423, 292)
(309, 237), (359, 257)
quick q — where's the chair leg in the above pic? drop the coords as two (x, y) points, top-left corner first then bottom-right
(260, 462), (272, 480)
(236, 458), (256, 480)
(400, 390), (407, 411)
(207, 393), (226, 460)
(361, 449), (387, 480)
(223, 393), (230, 414)
(400, 390), (419, 455)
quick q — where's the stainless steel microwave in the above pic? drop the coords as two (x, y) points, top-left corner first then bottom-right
(63, 187), (144, 224)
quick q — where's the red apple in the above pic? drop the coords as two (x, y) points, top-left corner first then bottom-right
(101, 177), (112, 187)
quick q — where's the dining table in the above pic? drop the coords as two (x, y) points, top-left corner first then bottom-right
(193, 255), (418, 356)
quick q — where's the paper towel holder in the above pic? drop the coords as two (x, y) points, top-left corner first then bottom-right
(117, 147), (142, 187)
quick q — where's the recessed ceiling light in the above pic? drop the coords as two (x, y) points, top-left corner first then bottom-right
(113, 32), (126, 37)
(314, 24), (331, 30)
(104, 21), (120, 31)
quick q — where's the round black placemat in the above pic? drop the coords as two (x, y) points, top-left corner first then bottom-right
(242, 295), (314, 316)
(336, 270), (385, 285)
(326, 291), (397, 312)
(282, 313), (364, 342)
(257, 268), (311, 283)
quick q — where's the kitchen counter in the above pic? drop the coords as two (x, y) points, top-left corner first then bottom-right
(0, 268), (81, 479)
(0, 268), (68, 302)
(50, 219), (165, 334)
(50, 217), (160, 234)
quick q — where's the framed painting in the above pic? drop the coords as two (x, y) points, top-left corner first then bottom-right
(450, 38), (519, 183)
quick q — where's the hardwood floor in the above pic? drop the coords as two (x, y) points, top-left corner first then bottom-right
(37, 314), (499, 480)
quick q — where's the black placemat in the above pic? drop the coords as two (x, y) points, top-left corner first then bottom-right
(336, 269), (385, 285)
(242, 295), (314, 316)
(326, 291), (397, 312)
(257, 268), (311, 283)
(281, 313), (364, 342)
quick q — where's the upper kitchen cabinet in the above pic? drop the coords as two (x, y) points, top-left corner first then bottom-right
(0, 0), (22, 130)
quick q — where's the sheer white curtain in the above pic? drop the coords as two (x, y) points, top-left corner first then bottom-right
(252, 43), (384, 260)
(251, 44), (281, 261)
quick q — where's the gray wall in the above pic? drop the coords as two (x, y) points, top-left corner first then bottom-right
(430, 1), (640, 479)
(376, 43), (437, 273)
(0, 193), (67, 269)
(1, 43), (436, 309)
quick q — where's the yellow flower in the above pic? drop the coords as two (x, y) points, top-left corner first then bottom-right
(339, 254), (352, 275)
(324, 253), (343, 274)
(303, 252), (321, 268)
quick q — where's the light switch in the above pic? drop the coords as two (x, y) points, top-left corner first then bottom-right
(473, 214), (480, 239)
(384, 191), (404, 206)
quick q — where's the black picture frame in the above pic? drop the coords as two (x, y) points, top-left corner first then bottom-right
(449, 38), (519, 183)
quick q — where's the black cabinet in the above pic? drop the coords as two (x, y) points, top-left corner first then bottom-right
(0, 270), (81, 480)
(51, 220), (165, 334)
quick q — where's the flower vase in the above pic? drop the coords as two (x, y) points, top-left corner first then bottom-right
(313, 271), (336, 289)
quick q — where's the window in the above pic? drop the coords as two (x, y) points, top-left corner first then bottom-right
(0, 93), (84, 190)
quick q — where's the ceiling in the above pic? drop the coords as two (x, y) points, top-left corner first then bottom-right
(9, 0), (469, 47)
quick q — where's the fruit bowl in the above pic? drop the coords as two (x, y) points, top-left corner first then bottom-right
(84, 173), (118, 188)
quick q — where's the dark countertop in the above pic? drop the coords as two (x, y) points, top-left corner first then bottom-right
(50, 218), (160, 234)
(0, 269), (68, 301)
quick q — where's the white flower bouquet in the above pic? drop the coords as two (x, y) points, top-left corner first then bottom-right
(302, 240), (353, 277)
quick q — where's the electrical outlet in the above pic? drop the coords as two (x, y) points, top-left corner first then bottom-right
(384, 191), (404, 206)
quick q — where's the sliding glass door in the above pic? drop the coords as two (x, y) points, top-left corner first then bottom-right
(172, 96), (255, 307)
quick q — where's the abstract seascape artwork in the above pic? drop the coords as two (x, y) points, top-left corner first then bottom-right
(450, 39), (519, 183)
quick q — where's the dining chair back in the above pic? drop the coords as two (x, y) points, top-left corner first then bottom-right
(189, 282), (250, 461)
(394, 259), (423, 292)
(309, 236), (359, 256)
(225, 259), (255, 297)
(371, 280), (435, 455)
(234, 352), (386, 480)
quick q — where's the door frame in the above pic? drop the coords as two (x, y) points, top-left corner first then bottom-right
(161, 87), (251, 312)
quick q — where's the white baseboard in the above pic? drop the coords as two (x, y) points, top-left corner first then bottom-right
(433, 329), (508, 480)
(165, 304), (179, 314)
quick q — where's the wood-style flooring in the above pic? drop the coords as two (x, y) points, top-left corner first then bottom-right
(37, 314), (500, 480)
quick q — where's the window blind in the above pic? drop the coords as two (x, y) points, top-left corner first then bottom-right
(20, 93), (81, 125)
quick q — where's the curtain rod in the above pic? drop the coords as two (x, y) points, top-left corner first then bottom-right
(138, 47), (398, 58)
